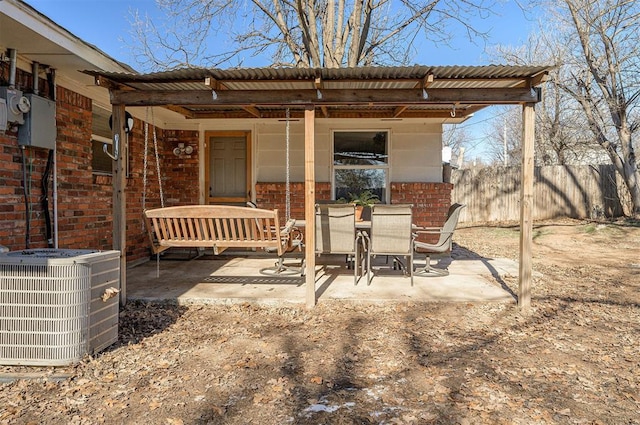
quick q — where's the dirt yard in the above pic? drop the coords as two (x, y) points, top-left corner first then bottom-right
(1, 218), (639, 425)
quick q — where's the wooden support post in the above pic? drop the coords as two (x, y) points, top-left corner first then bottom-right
(111, 104), (127, 306)
(304, 106), (316, 307)
(518, 103), (535, 310)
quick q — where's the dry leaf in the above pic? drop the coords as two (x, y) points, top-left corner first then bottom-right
(310, 376), (323, 384)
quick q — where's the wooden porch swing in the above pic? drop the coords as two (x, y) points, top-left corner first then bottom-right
(142, 108), (302, 277)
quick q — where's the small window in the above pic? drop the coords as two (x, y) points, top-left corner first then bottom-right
(333, 131), (389, 202)
(91, 107), (113, 174)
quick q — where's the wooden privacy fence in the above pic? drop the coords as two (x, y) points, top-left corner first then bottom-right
(451, 165), (626, 223)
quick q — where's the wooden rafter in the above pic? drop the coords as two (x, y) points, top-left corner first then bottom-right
(393, 106), (408, 118)
(242, 105), (261, 118)
(165, 105), (197, 118)
(184, 106), (477, 120)
(111, 87), (540, 107)
(204, 77), (221, 90)
(418, 73), (434, 88)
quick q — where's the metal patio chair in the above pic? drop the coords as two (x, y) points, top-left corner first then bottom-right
(413, 203), (465, 276)
(366, 204), (414, 285)
(315, 203), (366, 285)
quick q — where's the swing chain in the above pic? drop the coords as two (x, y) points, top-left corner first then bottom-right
(151, 108), (165, 208)
(285, 108), (291, 221)
(142, 110), (149, 215)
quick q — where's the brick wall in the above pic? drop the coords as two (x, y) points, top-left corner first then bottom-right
(255, 182), (332, 224)
(392, 182), (453, 244)
(391, 182), (453, 227)
(255, 181), (452, 243)
(55, 86), (114, 251)
(127, 126), (199, 261)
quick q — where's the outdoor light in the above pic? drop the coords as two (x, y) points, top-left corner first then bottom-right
(108, 111), (134, 133)
(173, 143), (194, 156)
(442, 146), (452, 164)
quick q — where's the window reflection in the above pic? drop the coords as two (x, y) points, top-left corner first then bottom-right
(333, 131), (389, 202)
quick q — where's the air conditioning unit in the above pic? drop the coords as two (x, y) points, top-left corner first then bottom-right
(0, 249), (120, 366)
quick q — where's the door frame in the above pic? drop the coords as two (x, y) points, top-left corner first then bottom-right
(204, 130), (252, 204)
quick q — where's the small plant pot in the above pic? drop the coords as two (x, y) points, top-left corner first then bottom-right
(355, 205), (364, 221)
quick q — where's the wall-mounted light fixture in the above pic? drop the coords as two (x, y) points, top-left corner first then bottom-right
(173, 142), (194, 156)
(105, 111), (134, 161)
(108, 111), (134, 133)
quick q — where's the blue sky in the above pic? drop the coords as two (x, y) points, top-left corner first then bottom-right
(25, 0), (539, 161)
(26, 0), (537, 68)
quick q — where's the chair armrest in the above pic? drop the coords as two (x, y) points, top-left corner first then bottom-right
(413, 225), (443, 233)
(413, 227), (442, 238)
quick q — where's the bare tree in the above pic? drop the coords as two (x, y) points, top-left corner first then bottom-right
(552, 0), (640, 216)
(487, 25), (599, 166)
(443, 124), (473, 167)
(130, 0), (492, 70)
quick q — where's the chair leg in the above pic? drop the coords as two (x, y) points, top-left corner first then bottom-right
(409, 254), (413, 286)
(354, 246), (358, 286)
(414, 254), (450, 277)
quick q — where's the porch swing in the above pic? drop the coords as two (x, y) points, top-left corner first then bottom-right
(142, 107), (303, 277)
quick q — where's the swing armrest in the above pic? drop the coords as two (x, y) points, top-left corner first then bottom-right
(281, 218), (303, 251)
(281, 218), (297, 235)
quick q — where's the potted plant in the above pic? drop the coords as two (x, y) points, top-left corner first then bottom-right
(348, 190), (379, 221)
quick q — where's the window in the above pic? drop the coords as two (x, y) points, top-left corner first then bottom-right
(333, 131), (389, 202)
(91, 107), (113, 174)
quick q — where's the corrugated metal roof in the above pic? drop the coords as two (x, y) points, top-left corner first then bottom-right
(86, 65), (550, 84)
(85, 65), (552, 120)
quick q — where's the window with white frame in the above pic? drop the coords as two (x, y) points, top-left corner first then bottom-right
(333, 130), (389, 202)
(91, 106), (113, 174)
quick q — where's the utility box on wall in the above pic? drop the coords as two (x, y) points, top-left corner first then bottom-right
(18, 94), (56, 149)
(0, 87), (26, 125)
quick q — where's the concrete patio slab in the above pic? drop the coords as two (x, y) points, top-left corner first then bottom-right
(125, 250), (519, 306)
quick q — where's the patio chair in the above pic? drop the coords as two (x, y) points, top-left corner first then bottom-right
(366, 204), (414, 285)
(315, 203), (366, 285)
(413, 203), (465, 276)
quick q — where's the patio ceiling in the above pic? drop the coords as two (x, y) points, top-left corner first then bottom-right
(84, 65), (550, 120)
